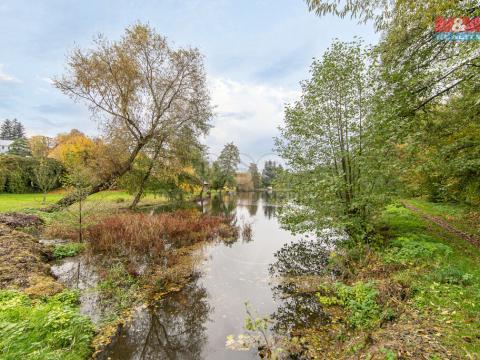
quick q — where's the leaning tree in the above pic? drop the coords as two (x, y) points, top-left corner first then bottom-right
(54, 23), (212, 207)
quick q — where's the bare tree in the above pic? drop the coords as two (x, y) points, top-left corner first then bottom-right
(54, 23), (212, 207)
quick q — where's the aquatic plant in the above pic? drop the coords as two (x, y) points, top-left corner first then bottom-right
(86, 210), (233, 260)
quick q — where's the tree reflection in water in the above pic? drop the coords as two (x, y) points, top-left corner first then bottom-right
(102, 272), (211, 360)
(210, 193), (237, 217)
(269, 239), (331, 332)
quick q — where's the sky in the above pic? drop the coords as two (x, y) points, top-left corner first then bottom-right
(0, 0), (378, 169)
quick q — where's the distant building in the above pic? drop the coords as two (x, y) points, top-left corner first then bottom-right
(0, 139), (13, 154)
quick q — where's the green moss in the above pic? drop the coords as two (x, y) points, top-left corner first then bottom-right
(0, 289), (94, 359)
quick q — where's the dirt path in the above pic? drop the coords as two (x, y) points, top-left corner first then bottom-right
(401, 201), (480, 248)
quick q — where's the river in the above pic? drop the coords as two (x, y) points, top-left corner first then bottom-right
(53, 192), (320, 359)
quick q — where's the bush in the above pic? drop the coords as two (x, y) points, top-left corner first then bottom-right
(53, 243), (85, 259)
(383, 234), (452, 265)
(86, 210), (232, 260)
(317, 281), (380, 329)
(0, 289), (94, 359)
(0, 155), (62, 194)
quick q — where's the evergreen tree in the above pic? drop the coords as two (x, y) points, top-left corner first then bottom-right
(8, 138), (32, 157)
(0, 119), (12, 140)
(11, 119), (26, 139)
(261, 160), (282, 187)
(0, 118), (25, 140)
(217, 143), (240, 187)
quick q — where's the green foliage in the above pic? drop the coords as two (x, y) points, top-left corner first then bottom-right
(248, 163), (261, 189)
(0, 289), (94, 359)
(0, 155), (62, 194)
(383, 235), (452, 266)
(0, 118), (25, 140)
(275, 40), (390, 240)
(317, 281), (380, 329)
(53, 243), (85, 259)
(380, 347), (397, 360)
(8, 138), (31, 157)
(427, 266), (473, 286)
(213, 142), (240, 189)
(261, 160), (282, 188)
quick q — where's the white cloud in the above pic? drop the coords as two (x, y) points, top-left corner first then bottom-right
(0, 64), (21, 83)
(207, 76), (299, 163)
(41, 77), (54, 84)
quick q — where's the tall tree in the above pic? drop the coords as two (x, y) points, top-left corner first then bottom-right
(217, 143), (240, 188)
(10, 119), (26, 139)
(261, 161), (282, 188)
(248, 163), (261, 189)
(53, 23), (212, 208)
(0, 119), (12, 140)
(275, 41), (376, 238)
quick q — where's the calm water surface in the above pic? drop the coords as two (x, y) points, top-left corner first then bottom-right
(105, 192), (303, 360)
(55, 192), (310, 360)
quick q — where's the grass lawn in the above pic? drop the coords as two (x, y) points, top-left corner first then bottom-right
(379, 203), (480, 357)
(0, 190), (167, 213)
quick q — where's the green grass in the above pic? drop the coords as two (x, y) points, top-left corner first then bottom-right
(0, 193), (64, 212)
(0, 290), (94, 360)
(0, 190), (167, 213)
(379, 203), (480, 357)
(406, 198), (480, 238)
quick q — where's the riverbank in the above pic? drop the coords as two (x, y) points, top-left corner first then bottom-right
(268, 200), (480, 358)
(0, 199), (238, 359)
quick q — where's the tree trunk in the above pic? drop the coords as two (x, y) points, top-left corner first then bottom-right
(46, 140), (147, 211)
(129, 142), (163, 209)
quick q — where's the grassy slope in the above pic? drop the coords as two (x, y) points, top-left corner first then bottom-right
(378, 203), (480, 357)
(0, 190), (167, 213)
(406, 198), (480, 239)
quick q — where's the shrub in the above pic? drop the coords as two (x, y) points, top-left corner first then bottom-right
(0, 289), (94, 359)
(0, 155), (62, 194)
(86, 210), (232, 260)
(53, 243), (85, 259)
(383, 234), (452, 265)
(317, 281), (380, 329)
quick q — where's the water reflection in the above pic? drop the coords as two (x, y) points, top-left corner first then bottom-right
(99, 191), (311, 360)
(51, 256), (103, 324)
(269, 239), (331, 332)
(103, 272), (210, 360)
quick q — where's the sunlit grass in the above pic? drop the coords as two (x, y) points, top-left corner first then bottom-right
(0, 190), (167, 213)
